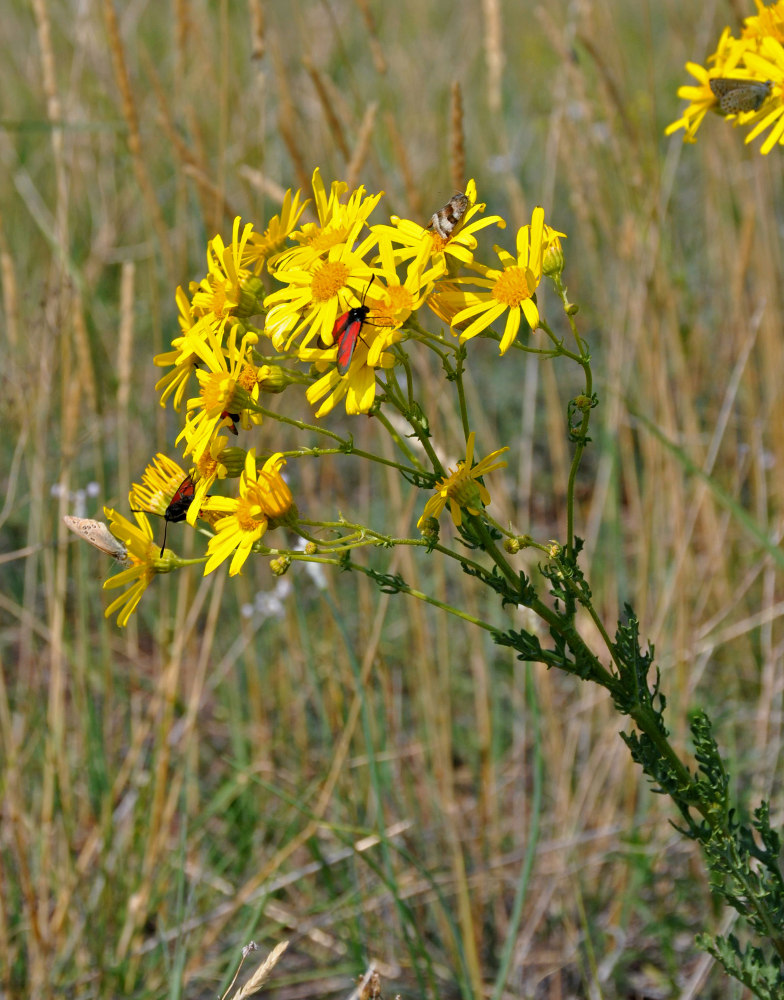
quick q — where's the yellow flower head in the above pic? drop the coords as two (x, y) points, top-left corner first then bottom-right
(177, 326), (261, 462)
(270, 168), (383, 272)
(187, 435), (230, 526)
(666, 27), (784, 150)
(743, 1), (784, 44)
(264, 239), (378, 352)
(154, 290), (210, 411)
(246, 187), (310, 272)
(130, 453), (189, 519)
(192, 217), (262, 321)
(102, 506), (173, 626)
(303, 326), (398, 418)
(449, 207), (553, 353)
(368, 235), (438, 329)
(373, 179), (505, 280)
(201, 450), (295, 576)
(417, 432), (508, 529)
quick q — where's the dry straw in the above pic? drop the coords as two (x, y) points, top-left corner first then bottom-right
(223, 940), (289, 1000)
(450, 80), (466, 193)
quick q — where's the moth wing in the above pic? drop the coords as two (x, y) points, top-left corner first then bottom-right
(64, 515), (128, 563)
(336, 318), (362, 375)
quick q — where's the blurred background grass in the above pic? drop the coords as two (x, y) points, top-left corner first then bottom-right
(2, 0), (784, 997)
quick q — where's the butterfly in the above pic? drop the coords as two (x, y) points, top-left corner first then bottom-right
(63, 515), (129, 565)
(709, 77), (773, 114)
(131, 474), (196, 556)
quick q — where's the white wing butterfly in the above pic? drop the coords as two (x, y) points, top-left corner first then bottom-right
(64, 515), (129, 565)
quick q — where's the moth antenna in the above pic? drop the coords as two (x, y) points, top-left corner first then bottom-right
(160, 519), (168, 557)
(362, 273), (376, 305)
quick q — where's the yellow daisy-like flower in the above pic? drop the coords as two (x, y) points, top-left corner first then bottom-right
(738, 38), (784, 152)
(743, 1), (784, 43)
(186, 435), (230, 526)
(154, 287), (209, 410)
(264, 239), (378, 352)
(373, 179), (505, 280)
(245, 187), (310, 272)
(177, 326), (261, 462)
(201, 450), (295, 576)
(449, 207), (553, 353)
(102, 506), (172, 626)
(129, 453), (189, 518)
(368, 235), (438, 329)
(426, 279), (473, 329)
(192, 217), (263, 322)
(272, 168), (383, 272)
(417, 432), (509, 529)
(665, 29), (774, 143)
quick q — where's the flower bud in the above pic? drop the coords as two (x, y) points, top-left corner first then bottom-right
(220, 448), (248, 477)
(267, 502), (299, 531)
(542, 237), (565, 277)
(419, 516), (440, 543)
(270, 555), (291, 576)
(257, 364), (300, 394)
(236, 276), (266, 317)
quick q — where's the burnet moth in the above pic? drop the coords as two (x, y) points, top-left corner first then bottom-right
(333, 275), (375, 375)
(709, 77), (772, 114)
(63, 515), (129, 565)
(221, 410), (240, 434)
(428, 192), (470, 240)
(131, 474), (196, 556)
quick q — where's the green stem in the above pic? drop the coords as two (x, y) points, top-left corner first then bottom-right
(344, 559), (500, 633)
(452, 346), (470, 440)
(251, 408), (423, 476)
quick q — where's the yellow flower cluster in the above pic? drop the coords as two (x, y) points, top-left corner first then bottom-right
(79, 170), (565, 625)
(667, 0), (784, 152)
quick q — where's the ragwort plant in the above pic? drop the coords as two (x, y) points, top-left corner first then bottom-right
(66, 6), (784, 981)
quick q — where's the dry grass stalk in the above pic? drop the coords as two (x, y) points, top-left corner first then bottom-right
(345, 102), (378, 191)
(236, 168), (288, 203)
(354, 0), (387, 75)
(450, 81), (466, 193)
(0, 210), (20, 349)
(303, 57), (351, 162)
(481, 0), (504, 113)
(271, 37), (311, 195)
(174, 0), (190, 76)
(143, 53), (239, 226)
(224, 940), (288, 1000)
(249, 0), (265, 60)
(383, 111), (423, 219)
(101, 0), (172, 285)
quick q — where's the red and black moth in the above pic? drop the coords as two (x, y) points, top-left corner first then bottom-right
(131, 474), (196, 556)
(221, 410), (240, 434)
(333, 276), (375, 375)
